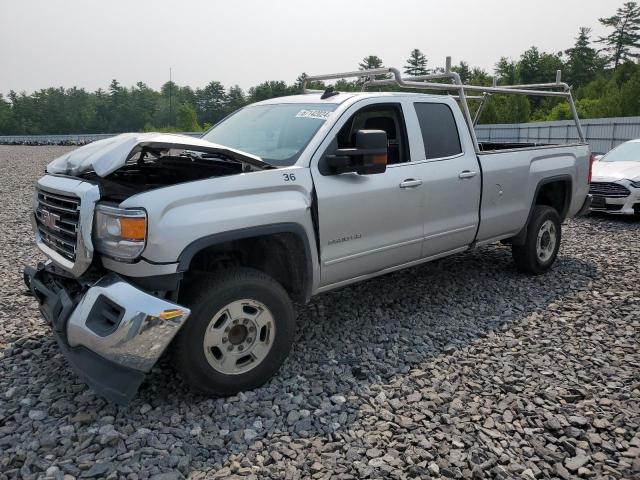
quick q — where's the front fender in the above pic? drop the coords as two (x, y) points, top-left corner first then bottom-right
(121, 167), (319, 294)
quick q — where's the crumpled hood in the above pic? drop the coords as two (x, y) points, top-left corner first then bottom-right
(592, 161), (640, 182)
(47, 132), (267, 177)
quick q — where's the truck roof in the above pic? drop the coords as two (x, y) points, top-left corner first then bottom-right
(252, 91), (443, 106)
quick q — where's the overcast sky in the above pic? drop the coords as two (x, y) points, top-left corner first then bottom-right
(0, 0), (619, 95)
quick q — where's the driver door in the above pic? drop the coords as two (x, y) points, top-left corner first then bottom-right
(311, 100), (424, 288)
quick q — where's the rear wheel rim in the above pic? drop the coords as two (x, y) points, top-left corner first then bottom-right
(536, 219), (557, 263)
(203, 299), (275, 375)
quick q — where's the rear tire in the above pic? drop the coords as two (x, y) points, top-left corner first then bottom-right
(172, 267), (295, 397)
(512, 205), (561, 275)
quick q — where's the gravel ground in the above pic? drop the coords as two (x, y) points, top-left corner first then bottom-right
(0, 145), (639, 480)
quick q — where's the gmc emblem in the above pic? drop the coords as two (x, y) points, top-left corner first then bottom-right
(41, 209), (61, 231)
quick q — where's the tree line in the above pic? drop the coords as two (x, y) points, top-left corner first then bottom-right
(1, 2), (640, 135)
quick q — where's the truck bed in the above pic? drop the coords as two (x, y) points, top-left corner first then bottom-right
(474, 143), (591, 244)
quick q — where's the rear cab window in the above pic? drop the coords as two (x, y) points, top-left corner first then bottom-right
(414, 103), (462, 160)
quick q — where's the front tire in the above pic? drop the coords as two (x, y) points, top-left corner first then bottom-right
(172, 267), (295, 397)
(512, 205), (561, 275)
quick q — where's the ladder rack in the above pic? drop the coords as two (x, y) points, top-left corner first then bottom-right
(302, 57), (585, 154)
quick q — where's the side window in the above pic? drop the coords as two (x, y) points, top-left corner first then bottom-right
(336, 104), (408, 164)
(414, 103), (462, 159)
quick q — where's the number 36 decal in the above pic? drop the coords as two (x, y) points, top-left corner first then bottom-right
(283, 173), (296, 182)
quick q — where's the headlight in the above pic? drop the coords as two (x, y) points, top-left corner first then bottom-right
(628, 179), (640, 188)
(93, 204), (147, 261)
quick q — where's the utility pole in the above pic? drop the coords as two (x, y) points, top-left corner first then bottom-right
(169, 67), (172, 127)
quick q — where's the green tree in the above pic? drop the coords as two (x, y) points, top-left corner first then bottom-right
(515, 47), (565, 117)
(0, 94), (12, 134)
(176, 103), (200, 131)
(479, 94), (531, 124)
(247, 80), (289, 103)
(178, 86), (197, 108)
(517, 47), (564, 84)
(107, 79), (133, 131)
(469, 67), (492, 86)
(195, 81), (227, 125)
(598, 1), (640, 67)
(565, 28), (603, 86)
(576, 98), (607, 118)
(157, 81), (196, 127)
(495, 57), (517, 85)
(476, 98), (499, 124)
(294, 73), (326, 92)
(90, 88), (105, 132)
(617, 65), (640, 115)
(225, 85), (246, 115)
(404, 49), (428, 76)
(334, 79), (360, 92)
(501, 95), (531, 123)
(359, 55), (384, 70)
(358, 55), (387, 82)
(452, 61), (471, 83)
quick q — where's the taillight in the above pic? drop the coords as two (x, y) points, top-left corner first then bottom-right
(588, 154), (595, 183)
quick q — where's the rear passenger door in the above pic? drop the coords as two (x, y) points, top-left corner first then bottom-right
(411, 101), (482, 256)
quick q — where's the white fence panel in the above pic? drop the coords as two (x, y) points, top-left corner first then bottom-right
(476, 116), (640, 154)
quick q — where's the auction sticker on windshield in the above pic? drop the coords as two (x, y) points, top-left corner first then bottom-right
(295, 109), (332, 120)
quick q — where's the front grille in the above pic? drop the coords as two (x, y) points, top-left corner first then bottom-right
(589, 182), (630, 198)
(35, 188), (81, 261)
(604, 204), (624, 211)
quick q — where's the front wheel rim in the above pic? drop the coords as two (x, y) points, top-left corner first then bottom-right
(536, 219), (557, 263)
(203, 299), (275, 375)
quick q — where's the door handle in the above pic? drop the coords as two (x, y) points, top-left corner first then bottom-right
(458, 170), (478, 179)
(399, 179), (423, 188)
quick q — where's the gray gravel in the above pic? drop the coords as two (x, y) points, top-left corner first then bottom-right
(1, 145), (639, 479)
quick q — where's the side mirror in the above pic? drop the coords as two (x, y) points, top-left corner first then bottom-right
(324, 130), (388, 175)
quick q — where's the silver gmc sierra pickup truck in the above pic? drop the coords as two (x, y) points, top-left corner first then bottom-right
(24, 65), (593, 403)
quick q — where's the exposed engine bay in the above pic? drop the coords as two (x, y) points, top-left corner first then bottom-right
(45, 133), (272, 201)
(80, 150), (247, 201)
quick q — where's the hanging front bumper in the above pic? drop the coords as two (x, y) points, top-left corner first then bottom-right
(24, 263), (190, 404)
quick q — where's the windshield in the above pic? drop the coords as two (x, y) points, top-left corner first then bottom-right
(601, 141), (640, 162)
(201, 103), (338, 166)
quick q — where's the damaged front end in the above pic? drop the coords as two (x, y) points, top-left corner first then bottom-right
(24, 133), (268, 403)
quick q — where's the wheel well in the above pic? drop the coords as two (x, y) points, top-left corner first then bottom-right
(509, 178), (571, 246)
(182, 233), (310, 303)
(535, 180), (570, 219)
